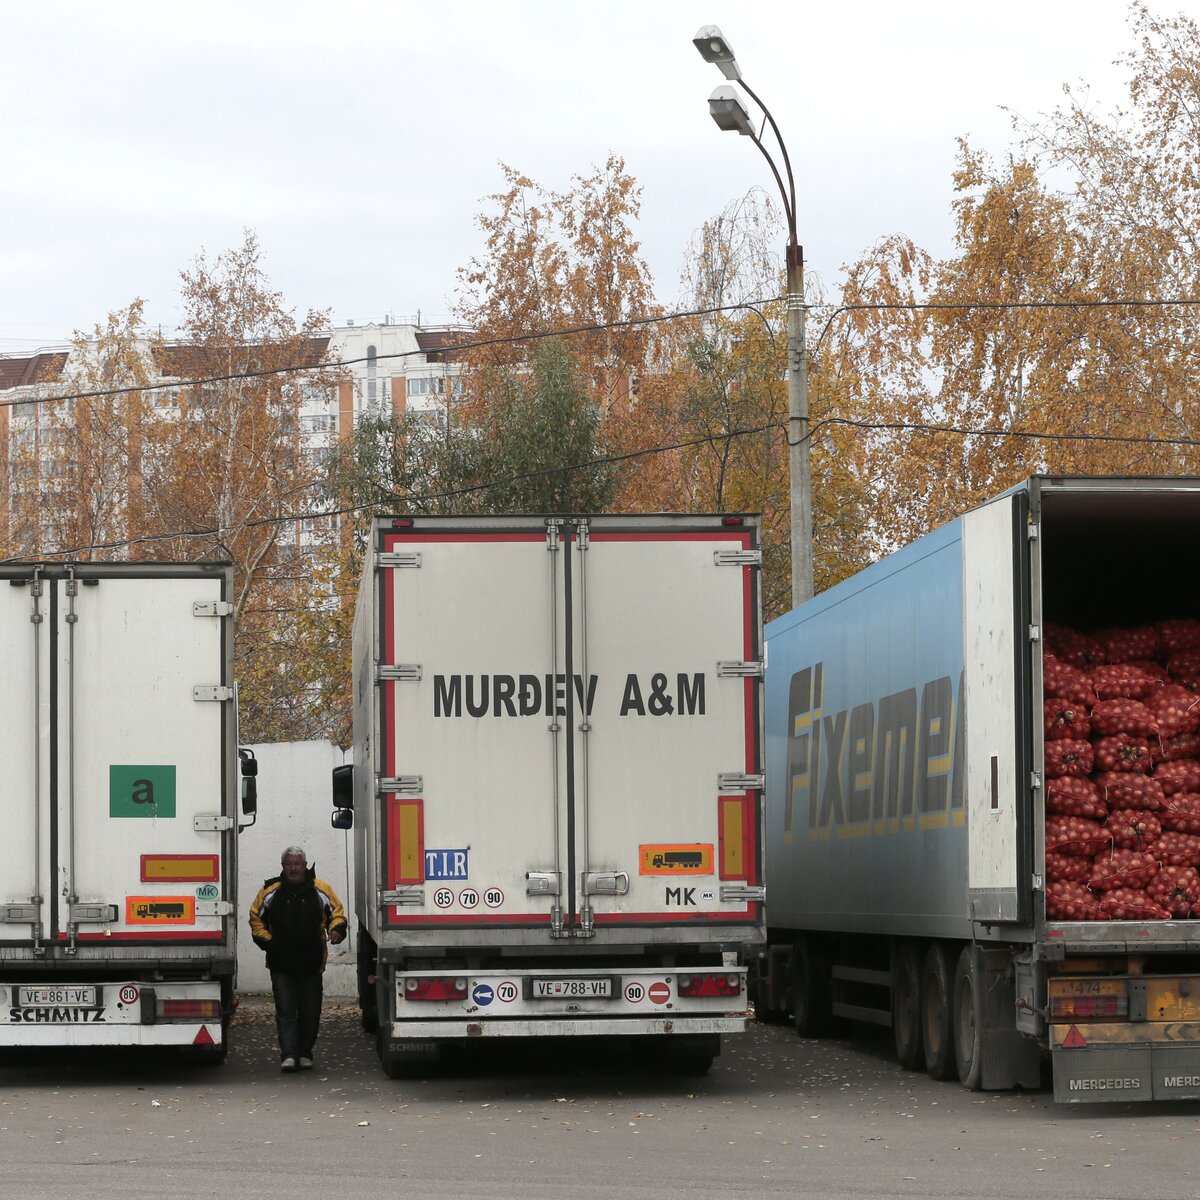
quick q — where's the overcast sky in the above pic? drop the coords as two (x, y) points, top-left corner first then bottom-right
(0, 0), (1161, 354)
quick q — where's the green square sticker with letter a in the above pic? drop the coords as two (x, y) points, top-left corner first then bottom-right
(110, 765), (177, 818)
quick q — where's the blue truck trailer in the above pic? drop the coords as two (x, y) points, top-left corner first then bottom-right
(755, 476), (1200, 1101)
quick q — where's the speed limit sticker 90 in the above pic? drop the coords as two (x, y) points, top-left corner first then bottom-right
(484, 887), (504, 908)
(624, 981), (646, 1003)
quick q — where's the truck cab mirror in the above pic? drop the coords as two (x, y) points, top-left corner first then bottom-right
(331, 808), (353, 831)
(239, 747), (259, 778)
(241, 776), (258, 816)
(332, 763), (354, 810)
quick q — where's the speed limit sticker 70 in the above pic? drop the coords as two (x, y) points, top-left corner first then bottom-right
(496, 980), (519, 1004)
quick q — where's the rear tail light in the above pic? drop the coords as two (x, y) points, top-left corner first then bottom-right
(403, 977), (468, 1001)
(158, 999), (221, 1021)
(1048, 994), (1128, 1020)
(677, 973), (742, 998)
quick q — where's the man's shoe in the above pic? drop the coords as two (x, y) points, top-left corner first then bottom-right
(280, 1057), (298, 1072)
(298, 1057), (314, 1070)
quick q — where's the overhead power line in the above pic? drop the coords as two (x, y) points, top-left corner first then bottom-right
(7, 413), (1200, 566)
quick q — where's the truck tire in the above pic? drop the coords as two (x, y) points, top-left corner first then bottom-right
(891, 941), (924, 1071)
(358, 929), (378, 1034)
(753, 947), (790, 1024)
(921, 943), (956, 1080)
(953, 945), (984, 1090)
(792, 939), (834, 1038)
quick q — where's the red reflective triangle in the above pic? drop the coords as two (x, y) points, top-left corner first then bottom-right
(193, 1025), (215, 1046)
(1062, 1024), (1087, 1049)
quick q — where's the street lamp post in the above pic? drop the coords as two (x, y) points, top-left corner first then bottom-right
(694, 26), (813, 607)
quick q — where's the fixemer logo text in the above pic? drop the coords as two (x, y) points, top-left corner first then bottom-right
(785, 662), (965, 840)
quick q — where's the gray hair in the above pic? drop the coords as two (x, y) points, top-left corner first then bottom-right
(281, 845), (307, 862)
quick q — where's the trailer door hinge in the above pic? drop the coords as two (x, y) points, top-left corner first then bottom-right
(714, 549), (761, 567)
(717, 660), (763, 678)
(582, 871), (629, 896)
(1029, 624), (1041, 642)
(193, 601), (234, 618)
(526, 871), (561, 897)
(380, 776), (423, 795)
(1031, 771), (1043, 791)
(68, 903), (118, 923)
(719, 772), (764, 793)
(377, 551), (421, 569)
(193, 685), (234, 702)
(194, 814), (234, 832)
(1, 904), (39, 924)
(377, 664), (422, 682)
(195, 900), (234, 917)
(720, 884), (766, 903)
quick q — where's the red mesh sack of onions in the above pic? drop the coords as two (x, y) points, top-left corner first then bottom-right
(1090, 664), (1159, 700)
(1149, 831), (1200, 866)
(1152, 731), (1200, 764)
(1147, 685), (1200, 738)
(1105, 809), (1162, 850)
(1146, 866), (1200, 918)
(1099, 626), (1158, 662)
(1154, 760), (1200, 795)
(1099, 887), (1171, 921)
(1093, 734), (1153, 774)
(1045, 852), (1093, 883)
(1046, 815), (1112, 857)
(1046, 776), (1107, 819)
(1045, 880), (1105, 921)
(1090, 848), (1158, 891)
(1090, 699), (1159, 738)
(1048, 629), (1107, 670)
(1093, 771), (1164, 811)
(1045, 739), (1094, 778)
(1158, 619), (1200, 655)
(1043, 655), (1097, 706)
(1128, 659), (1171, 683)
(1168, 651), (1200, 691)
(1159, 794), (1200, 835)
(1044, 698), (1091, 741)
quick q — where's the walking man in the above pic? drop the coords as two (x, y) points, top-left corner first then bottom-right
(249, 846), (347, 1072)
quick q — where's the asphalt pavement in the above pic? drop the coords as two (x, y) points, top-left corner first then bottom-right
(0, 997), (1197, 1200)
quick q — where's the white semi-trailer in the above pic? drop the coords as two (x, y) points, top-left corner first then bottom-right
(0, 562), (255, 1059)
(334, 514), (765, 1077)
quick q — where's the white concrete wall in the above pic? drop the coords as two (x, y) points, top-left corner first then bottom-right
(238, 740), (357, 998)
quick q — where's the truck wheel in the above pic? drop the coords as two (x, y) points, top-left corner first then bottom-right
(953, 946), (984, 1090)
(358, 929), (378, 1034)
(891, 941), (924, 1071)
(753, 949), (789, 1024)
(922, 943), (956, 1080)
(792, 939), (834, 1038)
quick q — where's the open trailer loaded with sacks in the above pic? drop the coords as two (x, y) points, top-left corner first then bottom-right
(754, 476), (1200, 1102)
(333, 513), (765, 1078)
(0, 562), (258, 1060)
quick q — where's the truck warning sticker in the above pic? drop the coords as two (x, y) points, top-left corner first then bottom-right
(639, 844), (713, 875)
(125, 896), (196, 925)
